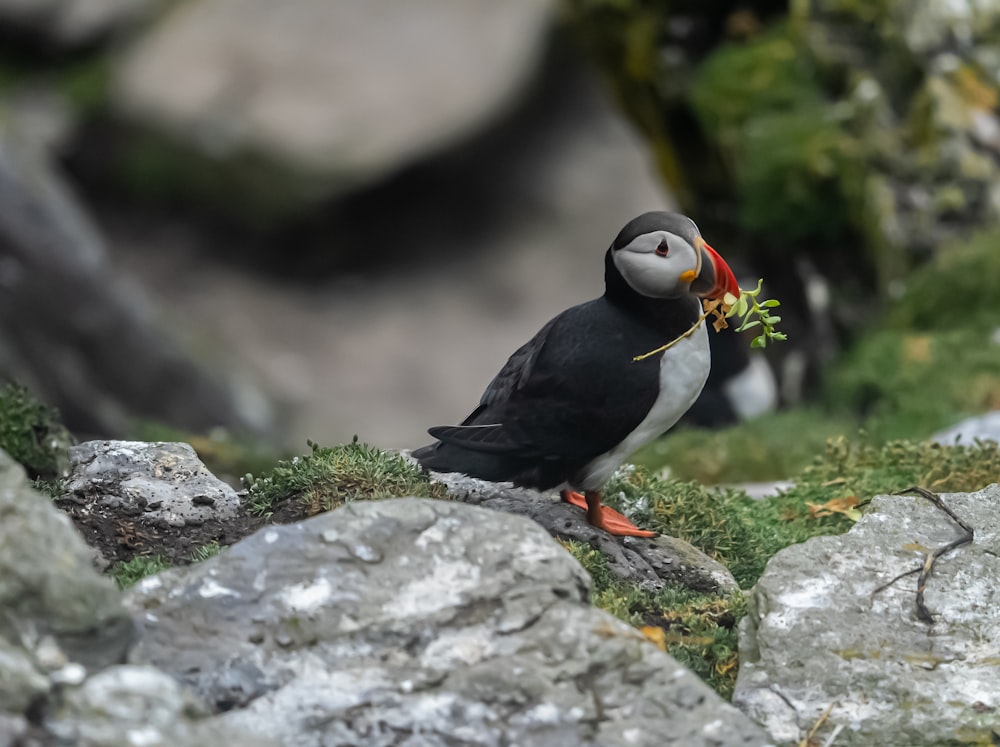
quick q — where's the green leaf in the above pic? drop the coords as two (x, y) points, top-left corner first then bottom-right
(737, 319), (762, 331)
(761, 299), (781, 308)
(751, 335), (767, 348)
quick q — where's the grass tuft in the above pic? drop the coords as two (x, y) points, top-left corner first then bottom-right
(244, 437), (447, 517)
(188, 541), (223, 563)
(111, 555), (171, 588)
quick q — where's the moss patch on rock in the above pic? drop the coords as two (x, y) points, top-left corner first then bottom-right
(244, 438), (448, 519)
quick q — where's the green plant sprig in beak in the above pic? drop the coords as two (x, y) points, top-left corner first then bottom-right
(633, 279), (787, 362)
(719, 279), (788, 349)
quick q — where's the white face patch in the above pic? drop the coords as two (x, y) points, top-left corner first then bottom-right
(612, 230), (699, 298)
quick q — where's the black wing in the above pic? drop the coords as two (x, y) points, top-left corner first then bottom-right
(428, 301), (662, 461)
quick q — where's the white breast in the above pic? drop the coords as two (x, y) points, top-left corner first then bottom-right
(574, 323), (711, 491)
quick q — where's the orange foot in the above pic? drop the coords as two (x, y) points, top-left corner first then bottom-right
(560, 489), (656, 538)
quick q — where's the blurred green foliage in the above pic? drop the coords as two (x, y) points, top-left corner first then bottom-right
(887, 228), (1000, 331)
(690, 26), (860, 242)
(636, 407), (856, 483)
(111, 554), (170, 588)
(0, 383), (73, 485)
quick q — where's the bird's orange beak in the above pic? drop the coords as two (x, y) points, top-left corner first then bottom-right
(688, 238), (739, 300)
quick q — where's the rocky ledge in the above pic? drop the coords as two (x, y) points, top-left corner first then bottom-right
(4, 438), (1000, 746)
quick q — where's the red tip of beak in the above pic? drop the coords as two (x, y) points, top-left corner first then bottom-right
(700, 241), (740, 300)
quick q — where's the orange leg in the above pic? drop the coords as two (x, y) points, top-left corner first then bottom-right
(560, 489), (655, 538)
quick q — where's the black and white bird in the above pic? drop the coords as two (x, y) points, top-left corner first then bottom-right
(413, 211), (739, 537)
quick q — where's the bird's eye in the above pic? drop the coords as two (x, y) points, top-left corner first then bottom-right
(655, 239), (669, 257)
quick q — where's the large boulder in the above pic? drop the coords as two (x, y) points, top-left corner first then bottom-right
(126, 497), (771, 746)
(110, 0), (557, 216)
(0, 448), (267, 746)
(733, 485), (1000, 746)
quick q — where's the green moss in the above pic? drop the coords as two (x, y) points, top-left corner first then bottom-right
(114, 126), (325, 226)
(737, 106), (858, 241)
(601, 466), (846, 588)
(244, 437), (448, 517)
(561, 539), (745, 698)
(111, 555), (170, 588)
(0, 383), (73, 482)
(60, 56), (112, 116)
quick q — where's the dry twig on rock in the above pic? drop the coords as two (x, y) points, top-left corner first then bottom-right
(872, 486), (974, 623)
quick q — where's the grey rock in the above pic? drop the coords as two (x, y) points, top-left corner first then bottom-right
(432, 470), (739, 595)
(0, 713), (29, 746)
(126, 498), (771, 747)
(933, 410), (1000, 445)
(64, 441), (242, 528)
(0, 447), (272, 745)
(0, 636), (49, 713)
(0, 124), (272, 438)
(43, 665), (274, 747)
(0, 449), (132, 670)
(112, 0), (556, 208)
(733, 485), (1000, 746)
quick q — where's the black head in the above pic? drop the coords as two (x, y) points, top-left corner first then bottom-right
(605, 211), (738, 303)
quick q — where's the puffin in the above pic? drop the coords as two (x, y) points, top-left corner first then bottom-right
(412, 211), (740, 537)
